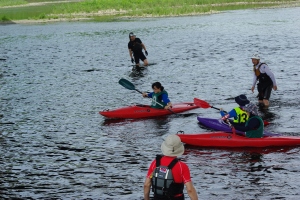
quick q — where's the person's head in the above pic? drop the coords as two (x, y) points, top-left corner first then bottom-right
(129, 32), (136, 41)
(234, 94), (250, 107)
(251, 53), (260, 65)
(161, 135), (184, 157)
(243, 103), (258, 116)
(152, 82), (164, 93)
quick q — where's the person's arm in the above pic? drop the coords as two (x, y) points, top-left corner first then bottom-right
(219, 108), (226, 117)
(262, 64), (277, 89)
(141, 43), (147, 51)
(143, 92), (153, 98)
(185, 181), (198, 200)
(252, 70), (257, 92)
(143, 177), (151, 200)
(128, 48), (133, 58)
(161, 93), (172, 109)
(221, 109), (237, 120)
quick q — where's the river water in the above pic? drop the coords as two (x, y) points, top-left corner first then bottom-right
(1, 7), (300, 200)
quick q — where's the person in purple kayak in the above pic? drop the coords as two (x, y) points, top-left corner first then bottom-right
(220, 94), (250, 126)
(142, 82), (172, 110)
(232, 103), (264, 138)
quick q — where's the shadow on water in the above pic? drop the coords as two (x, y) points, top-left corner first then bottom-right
(129, 66), (147, 78)
(128, 63), (157, 78)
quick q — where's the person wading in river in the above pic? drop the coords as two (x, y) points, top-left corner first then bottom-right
(251, 53), (277, 109)
(128, 32), (148, 67)
(143, 134), (198, 200)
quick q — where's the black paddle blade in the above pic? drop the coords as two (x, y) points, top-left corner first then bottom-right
(118, 78), (135, 90)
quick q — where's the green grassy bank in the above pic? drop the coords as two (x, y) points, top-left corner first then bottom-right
(1, 0), (299, 23)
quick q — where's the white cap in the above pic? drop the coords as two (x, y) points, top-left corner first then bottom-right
(251, 53), (260, 60)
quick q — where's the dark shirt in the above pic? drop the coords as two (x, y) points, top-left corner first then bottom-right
(128, 38), (143, 53)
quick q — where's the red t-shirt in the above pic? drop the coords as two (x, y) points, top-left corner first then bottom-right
(146, 156), (192, 184)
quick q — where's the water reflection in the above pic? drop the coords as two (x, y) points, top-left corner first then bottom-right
(129, 65), (146, 78)
(260, 108), (277, 123)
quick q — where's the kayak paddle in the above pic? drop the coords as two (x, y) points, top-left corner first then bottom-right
(193, 98), (270, 126)
(118, 78), (177, 115)
(193, 98), (227, 113)
(226, 119), (236, 136)
(119, 78), (144, 94)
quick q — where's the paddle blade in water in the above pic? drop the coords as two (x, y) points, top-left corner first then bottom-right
(193, 98), (211, 108)
(119, 78), (135, 90)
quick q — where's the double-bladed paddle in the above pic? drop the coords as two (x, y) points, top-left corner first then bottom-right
(118, 78), (177, 115)
(226, 119), (237, 135)
(193, 98), (228, 113)
(193, 98), (270, 126)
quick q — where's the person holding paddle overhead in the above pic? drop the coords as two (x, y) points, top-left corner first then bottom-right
(232, 103), (264, 138)
(251, 53), (277, 109)
(128, 32), (148, 67)
(220, 94), (250, 126)
(144, 134), (198, 200)
(142, 82), (172, 110)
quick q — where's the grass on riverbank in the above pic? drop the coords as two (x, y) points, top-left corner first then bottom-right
(0, 0), (299, 23)
(0, 0), (27, 7)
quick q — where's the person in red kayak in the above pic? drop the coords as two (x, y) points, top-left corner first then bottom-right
(232, 103), (264, 138)
(251, 53), (277, 109)
(220, 94), (250, 125)
(128, 32), (148, 67)
(142, 82), (172, 110)
(143, 134), (198, 200)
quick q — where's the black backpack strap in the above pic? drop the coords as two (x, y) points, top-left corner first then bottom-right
(162, 158), (179, 195)
(258, 62), (266, 70)
(168, 158), (179, 169)
(153, 154), (163, 195)
(155, 154), (163, 167)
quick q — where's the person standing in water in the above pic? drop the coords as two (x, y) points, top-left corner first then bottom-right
(128, 32), (148, 67)
(251, 53), (277, 109)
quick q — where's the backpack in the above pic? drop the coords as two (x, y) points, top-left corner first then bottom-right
(151, 155), (184, 198)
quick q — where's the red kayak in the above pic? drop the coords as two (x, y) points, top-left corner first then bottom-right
(99, 102), (198, 119)
(177, 132), (300, 148)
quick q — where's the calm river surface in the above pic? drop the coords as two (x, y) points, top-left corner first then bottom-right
(1, 7), (300, 200)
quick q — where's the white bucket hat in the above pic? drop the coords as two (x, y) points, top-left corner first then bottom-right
(161, 135), (184, 157)
(251, 53), (260, 60)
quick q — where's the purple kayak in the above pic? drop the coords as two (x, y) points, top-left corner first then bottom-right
(197, 116), (281, 137)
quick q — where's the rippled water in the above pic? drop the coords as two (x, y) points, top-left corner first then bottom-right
(1, 7), (300, 199)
